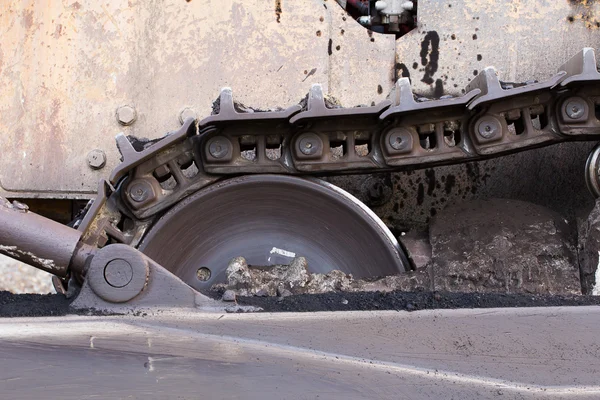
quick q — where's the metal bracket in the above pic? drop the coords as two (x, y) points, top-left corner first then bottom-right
(70, 243), (225, 313)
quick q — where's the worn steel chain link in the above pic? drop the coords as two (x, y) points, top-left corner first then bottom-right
(77, 48), (600, 250)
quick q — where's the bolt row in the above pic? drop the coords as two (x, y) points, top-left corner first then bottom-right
(89, 95), (592, 170)
(86, 106), (197, 170)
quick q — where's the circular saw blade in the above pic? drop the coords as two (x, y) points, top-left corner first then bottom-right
(138, 175), (409, 291)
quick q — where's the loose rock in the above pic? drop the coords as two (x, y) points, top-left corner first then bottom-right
(225, 257), (252, 290)
(225, 305), (263, 313)
(401, 230), (432, 270)
(222, 290), (237, 302)
(430, 199), (581, 294)
(213, 256), (430, 296)
(277, 286), (293, 298)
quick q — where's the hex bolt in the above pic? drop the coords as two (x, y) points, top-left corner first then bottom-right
(564, 97), (586, 120)
(476, 116), (501, 139)
(104, 259), (133, 288)
(87, 149), (106, 170)
(179, 107), (197, 124)
(116, 105), (137, 126)
(387, 129), (411, 151)
(207, 136), (232, 159)
(297, 133), (323, 157)
(390, 135), (403, 150)
(128, 180), (154, 203)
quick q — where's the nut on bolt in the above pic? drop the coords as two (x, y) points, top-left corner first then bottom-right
(179, 107), (197, 124)
(87, 149), (106, 170)
(563, 97), (587, 121)
(297, 132), (323, 157)
(116, 105), (137, 126)
(127, 180), (155, 204)
(386, 128), (412, 152)
(207, 136), (232, 159)
(362, 175), (393, 207)
(475, 116), (502, 140)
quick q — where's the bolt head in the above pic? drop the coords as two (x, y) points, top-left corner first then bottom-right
(87, 149), (106, 169)
(116, 105), (137, 126)
(298, 133), (323, 157)
(388, 131), (410, 150)
(128, 180), (154, 203)
(179, 107), (197, 124)
(476, 116), (501, 139)
(104, 259), (133, 288)
(385, 128), (412, 153)
(362, 176), (392, 207)
(207, 136), (232, 159)
(565, 99), (586, 120)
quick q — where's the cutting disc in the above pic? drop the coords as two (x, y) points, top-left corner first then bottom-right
(139, 175), (408, 291)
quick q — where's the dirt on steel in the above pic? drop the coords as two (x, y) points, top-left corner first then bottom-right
(2, 290), (600, 317)
(235, 291), (600, 313)
(0, 291), (112, 318)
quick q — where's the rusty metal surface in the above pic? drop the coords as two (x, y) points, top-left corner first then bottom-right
(0, 0), (395, 199)
(1, 307), (600, 398)
(3, 0), (595, 199)
(0, 197), (81, 276)
(70, 243), (224, 311)
(77, 48), (599, 234)
(396, 0), (600, 96)
(1, 45), (599, 293)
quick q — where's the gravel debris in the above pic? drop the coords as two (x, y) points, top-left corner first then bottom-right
(222, 290), (237, 302)
(0, 255), (54, 294)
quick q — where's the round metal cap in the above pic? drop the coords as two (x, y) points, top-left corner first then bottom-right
(207, 136), (232, 159)
(475, 116), (502, 140)
(563, 97), (587, 121)
(296, 133), (323, 157)
(87, 244), (149, 303)
(386, 128), (413, 153)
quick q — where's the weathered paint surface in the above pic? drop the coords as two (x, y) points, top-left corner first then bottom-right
(0, 0), (395, 198)
(1, 0), (598, 199)
(396, 0), (600, 96)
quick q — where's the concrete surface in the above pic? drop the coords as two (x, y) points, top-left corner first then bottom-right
(0, 254), (53, 294)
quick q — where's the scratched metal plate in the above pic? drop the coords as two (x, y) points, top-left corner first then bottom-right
(1, 307), (600, 398)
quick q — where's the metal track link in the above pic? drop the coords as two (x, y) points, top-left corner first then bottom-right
(78, 48), (600, 251)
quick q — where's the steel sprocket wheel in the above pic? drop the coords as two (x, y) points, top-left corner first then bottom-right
(138, 175), (409, 291)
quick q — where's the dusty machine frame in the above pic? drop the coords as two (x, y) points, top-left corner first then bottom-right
(1, 48), (600, 310)
(3, 3), (600, 399)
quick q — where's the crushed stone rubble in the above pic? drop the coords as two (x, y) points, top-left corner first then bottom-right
(213, 199), (592, 297)
(212, 256), (430, 297)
